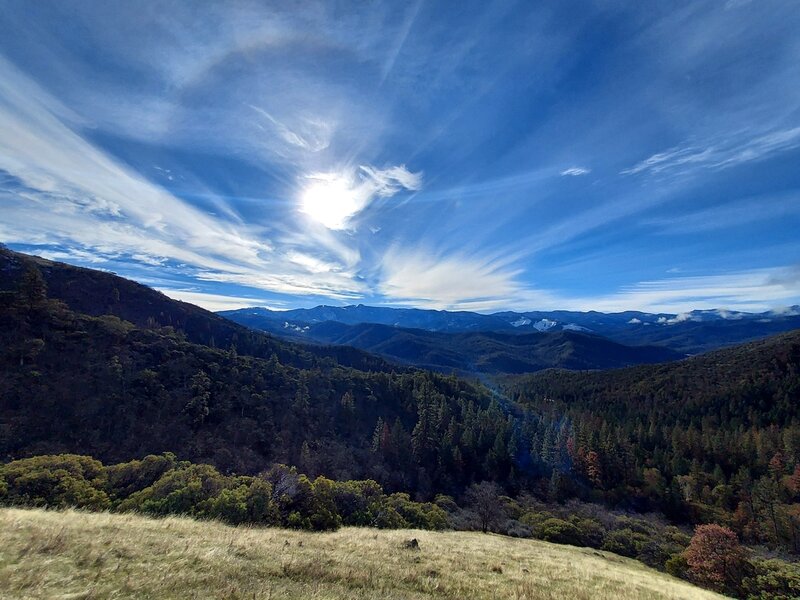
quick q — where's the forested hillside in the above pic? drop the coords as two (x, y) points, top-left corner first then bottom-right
(505, 331), (800, 551)
(3, 249), (800, 582)
(0, 247), (394, 373)
(0, 255), (525, 496)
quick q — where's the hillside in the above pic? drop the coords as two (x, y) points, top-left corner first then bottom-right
(274, 320), (683, 375)
(0, 508), (724, 600)
(0, 254), (513, 496)
(505, 328), (800, 426)
(0, 247), (396, 373)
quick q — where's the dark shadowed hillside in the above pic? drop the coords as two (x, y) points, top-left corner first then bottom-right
(0, 247), (395, 373)
(280, 320), (683, 374)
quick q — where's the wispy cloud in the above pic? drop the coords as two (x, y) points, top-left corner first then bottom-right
(560, 166), (590, 176)
(157, 289), (287, 312)
(623, 127), (800, 176)
(248, 104), (332, 152)
(0, 56), (365, 300)
(570, 267), (800, 314)
(646, 191), (800, 235)
(378, 246), (559, 311)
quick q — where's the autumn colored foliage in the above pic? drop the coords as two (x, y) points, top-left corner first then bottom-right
(684, 524), (748, 594)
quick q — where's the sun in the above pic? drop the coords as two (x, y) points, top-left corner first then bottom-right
(299, 175), (360, 230)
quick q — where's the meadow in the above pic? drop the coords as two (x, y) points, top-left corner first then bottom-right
(0, 508), (725, 600)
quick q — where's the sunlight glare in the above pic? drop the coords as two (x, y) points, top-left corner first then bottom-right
(299, 175), (360, 230)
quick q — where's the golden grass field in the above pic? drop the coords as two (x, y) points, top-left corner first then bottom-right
(0, 508), (726, 600)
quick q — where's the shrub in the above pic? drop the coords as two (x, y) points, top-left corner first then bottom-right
(105, 453), (176, 499)
(0, 454), (110, 510)
(538, 518), (583, 546)
(434, 494), (459, 513)
(201, 485), (250, 524)
(117, 463), (227, 516)
(665, 553), (690, 580)
(387, 493), (449, 530)
(742, 559), (800, 600)
(601, 528), (649, 558)
(569, 517), (606, 548)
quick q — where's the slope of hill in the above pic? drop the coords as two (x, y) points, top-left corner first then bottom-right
(505, 328), (800, 426)
(0, 508), (724, 600)
(0, 247), (396, 373)
(222, 304), (800, 355)
(276, 320), (683, 375)
(0, 254), (516, 496)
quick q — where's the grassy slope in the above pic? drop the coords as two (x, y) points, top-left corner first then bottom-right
(0, 509), (724, 600)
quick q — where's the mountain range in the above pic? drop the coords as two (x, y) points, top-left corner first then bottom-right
(220, 303), (800, 374)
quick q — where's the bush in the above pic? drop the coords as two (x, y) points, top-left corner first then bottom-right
(387, 493), (449, 530)
(503, 520), (532, 538)
(601, 528), (649, 558)
(117, 463), (227, 516)
(538, 518), (583, 546)
(742, 559), (800, 600)
(569, 517), (606, 548)
(105, 453), (176, 499)
(0, 454), (110, 510)
(665, 553), (690, 580)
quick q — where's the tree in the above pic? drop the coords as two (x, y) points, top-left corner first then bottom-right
(15, 266), (47, 314)
(464, 481), (503, 533)
(585, 450), (603, 487)
(683, 524), (748, 594)
(184, 370), (211, 426)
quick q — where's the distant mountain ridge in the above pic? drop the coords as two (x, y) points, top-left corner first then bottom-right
(221, 304), (800, 355)
(224, 318), (682, 375)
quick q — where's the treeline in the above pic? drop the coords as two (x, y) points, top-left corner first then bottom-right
(0, 453), (448, 531)
(504, 331), (800, 554)
(2, 453), (798, 599)
(0, 264), (524, 496)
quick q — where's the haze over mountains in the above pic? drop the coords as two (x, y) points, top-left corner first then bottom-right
(220, 303), (800, 374)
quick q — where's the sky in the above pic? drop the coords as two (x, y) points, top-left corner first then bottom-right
(1, 0), (800, 314)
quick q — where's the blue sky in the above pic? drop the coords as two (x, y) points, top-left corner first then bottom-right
(1, 1), (799, 313)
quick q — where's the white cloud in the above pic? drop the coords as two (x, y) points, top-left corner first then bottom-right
(248, 104), (332, 152)
(565, 267), (800, 314)
(623, 126), (800, 176)
(0, 56), (369, 300)
(158, 289), (285, 312)
(378, 246), (558, 311)
(560, 166), (590, 176)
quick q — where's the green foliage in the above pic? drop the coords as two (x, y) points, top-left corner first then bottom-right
(743, 559), (800, 600)
(0, 453), (452, 534)
(119, 463), (228, 516)
(387, 493), (449, 530)
(0, 455), (110, 510)
(538, 518), (584, 546)
(602, 528), (650, 558)
(105, 453), (176, 498)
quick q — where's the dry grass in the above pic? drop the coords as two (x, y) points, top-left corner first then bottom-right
(0, 508), (726, 600)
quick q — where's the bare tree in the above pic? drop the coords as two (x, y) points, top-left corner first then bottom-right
(465, 481), (503, 533)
